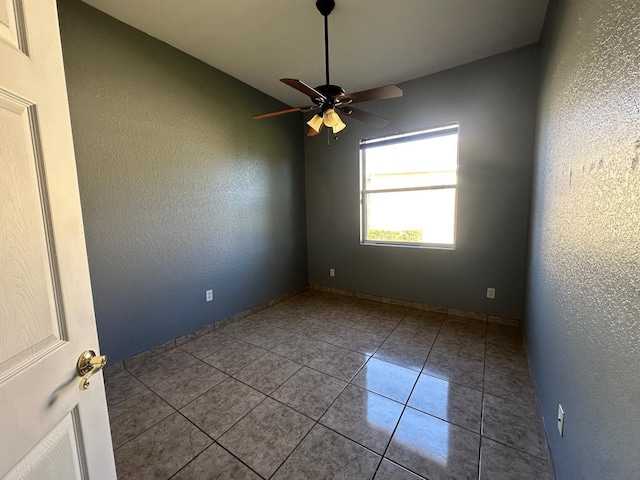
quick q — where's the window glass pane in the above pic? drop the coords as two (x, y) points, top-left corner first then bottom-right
(365, 188), (456, 245)
(364, 134), (458, 190)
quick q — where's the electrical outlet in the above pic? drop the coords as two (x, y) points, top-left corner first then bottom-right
(486, 287), (496, 299)
(557, 404), (565, 436)
(330, 268), (335, 277)
(206, 290), (213, 302)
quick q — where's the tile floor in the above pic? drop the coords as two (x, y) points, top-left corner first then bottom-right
(104, 290), (553, 479)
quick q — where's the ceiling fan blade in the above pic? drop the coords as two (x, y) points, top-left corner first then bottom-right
(280, 78), (327, 101)
(340, 85), (403, 105)
(339, 107), (389, 128)
(253, 106), (315, 120)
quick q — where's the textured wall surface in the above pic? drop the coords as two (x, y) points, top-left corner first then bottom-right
(305, 46), (539, 319)
(527, 0), (640, 478)
(58, 0), (308, 363)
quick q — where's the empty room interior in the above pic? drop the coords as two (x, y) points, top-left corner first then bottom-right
(7, 0), (638, 478)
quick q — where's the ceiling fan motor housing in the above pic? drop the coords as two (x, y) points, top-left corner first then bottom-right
(315, 84), (346, 110)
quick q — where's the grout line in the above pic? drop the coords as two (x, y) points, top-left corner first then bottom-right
(369, 312), (447, 478)
(111, 387), (177, 453)
(374, 315), (478, 477)
(268, 338), (378, 478)
(265, 304), (398, 477)
(165, 440), (214, 479)
(212, 442), (268, 479)
(115, 351), (249, 453)
(370, 361), (423, 477)
(200, 348), (270, 377)
(478, 434), (550, 461)
(478, 315), (489, 480)
(171, 398), (270, 479)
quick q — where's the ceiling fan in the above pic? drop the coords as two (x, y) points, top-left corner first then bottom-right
(253, 0), (403, 137)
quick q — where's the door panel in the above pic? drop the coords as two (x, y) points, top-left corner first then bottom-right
(5, 412), (84, 480)
(0, 93), (65, 378)
(0, 0), (25, 51)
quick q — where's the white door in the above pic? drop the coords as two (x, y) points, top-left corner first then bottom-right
(0, 1), (116, 479)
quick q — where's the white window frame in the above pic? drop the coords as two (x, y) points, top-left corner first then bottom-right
(359, 123), (460, 249)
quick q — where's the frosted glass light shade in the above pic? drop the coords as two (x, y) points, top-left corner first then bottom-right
(307, 114), (323, 132)
(323, 108), (339, 127)
(332, 117), (347, 133)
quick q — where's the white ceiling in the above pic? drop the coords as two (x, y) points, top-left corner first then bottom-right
(82, 0), (549, 107)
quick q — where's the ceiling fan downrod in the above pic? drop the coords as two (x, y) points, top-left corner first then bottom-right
(316, 0), (335, 86)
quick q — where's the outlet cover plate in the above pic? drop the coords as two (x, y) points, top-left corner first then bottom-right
(557, 404), (565, 436)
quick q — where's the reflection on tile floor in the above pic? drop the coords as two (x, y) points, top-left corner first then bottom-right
(104, 290), (553, 479)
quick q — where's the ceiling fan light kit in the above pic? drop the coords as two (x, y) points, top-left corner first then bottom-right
(253, 0), (403, 140)
(307, 107), (346, 135)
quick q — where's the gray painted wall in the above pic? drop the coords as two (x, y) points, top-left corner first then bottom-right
(527, 0), (640, 478)
(305, 46), (539, 319)
(58, 0), (308, 363)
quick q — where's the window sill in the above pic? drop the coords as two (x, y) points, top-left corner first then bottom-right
(360, 241), (456, 251)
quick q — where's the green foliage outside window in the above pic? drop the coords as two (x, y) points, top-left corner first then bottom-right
(367, 229), (422, 242)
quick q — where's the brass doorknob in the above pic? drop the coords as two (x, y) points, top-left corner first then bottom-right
(76, 350), (107, 390)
